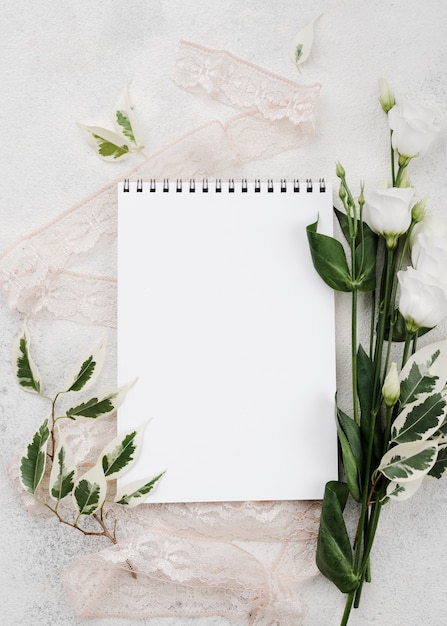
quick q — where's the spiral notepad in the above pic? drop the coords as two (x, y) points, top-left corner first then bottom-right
(117, 179), (337, 503)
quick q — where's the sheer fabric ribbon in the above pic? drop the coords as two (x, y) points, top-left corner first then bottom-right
(4, 41), (322, 623)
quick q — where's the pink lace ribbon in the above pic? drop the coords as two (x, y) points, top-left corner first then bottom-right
(0, 40), (320, 328)
(4, 41), (322, 623)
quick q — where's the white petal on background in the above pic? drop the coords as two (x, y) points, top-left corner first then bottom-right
(290, 14), (322, 70)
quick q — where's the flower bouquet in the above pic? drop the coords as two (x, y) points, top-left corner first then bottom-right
(307, 81), (446, 624)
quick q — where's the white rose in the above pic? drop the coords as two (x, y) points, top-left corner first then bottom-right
(397, 267), (447, 333)
(411, 232), (447, 284)
(363, 187), (414, 248)
(388, 102), (440, 158)
(410, 214), (447, 247)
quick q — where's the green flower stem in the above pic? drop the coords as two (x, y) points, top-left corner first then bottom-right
(402, 332), (413, 368)
(390, 132), (396, 186)
(341, 592), (356, 626)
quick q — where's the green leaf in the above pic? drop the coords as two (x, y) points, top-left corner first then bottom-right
(115, 471), (166, 507)
(379, 441), (438, 482)
(336, 407), (363, 502)
(101, 424), (146, 480)
(49, 432), (76, 501)
(428, 445), (447, 479)
(64, 338), (106, 393)
(116, 111), (135, 144)
(391, 393), (447, 444)
(13, 321), (41, 394)
(306, 221), (353, 292)
(93, 133), (129, 159)
(20, 419), (50, 494)
(73, 465), (106, 516)
(399, 340), (447, 405)
(357, 345), (382, 462)
(66, 396), (114, 419)
(355, 226), (377, 293)
(316, 481), (359, 593)
(66, 381), (134, 420)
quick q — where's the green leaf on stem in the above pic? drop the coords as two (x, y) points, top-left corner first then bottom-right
(391, 392), (447, 444)
(64, 338), (106, 393)
(73, 465), (107, 516)
(13, 321), (41, 394)
(49, 430), (76, 501)
(355, 226), (377, 293)
(399, 340), (447, 405)
(66, 381), (135, 420)
(336, 407), (363, 502)
(379, 440), (438, 482)
(115, 471), (166, 507)
(20, 419), (50, 494)
(100, 423), (147, 480)
(306, 221), (353, 292)
(316, 481), (360, 593)
(385, 475), (424, 502)
(357, 345), (382, 461)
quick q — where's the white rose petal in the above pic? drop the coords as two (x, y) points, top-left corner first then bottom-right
(363, 187), (414, 247)
(388, 102), (440, 158)
(411, 233), (447, 284)
(398, 267), (447, 332)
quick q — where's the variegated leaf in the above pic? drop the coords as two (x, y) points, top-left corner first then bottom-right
(290, 14), (321, 71)
(385, 476), (425, 502)
(379, 440), (438, 483)
(73, 464), (107, 516)
(428, 444), (447, 479)
(20, 419), (50, 494)
(49, 430), (76, 501)
(114, 88), (142, 147)
(78, 123), (131, 161)
(12, 321), (41, 394)
(399, 339), (447, 405)
(391, 392), (447, 444)
(64, 338), (106, 393)
(66, 380), (136, 420)
(115, 472), (165, 507)
(100, 423), (147, 480)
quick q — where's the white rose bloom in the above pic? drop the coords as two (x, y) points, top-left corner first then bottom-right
(363, 187), (414, 248)
(410, 214), (447, 248)
(398, 267), (447, 332)
(411, 232), (447, 284)
(388, 102), (440, 158)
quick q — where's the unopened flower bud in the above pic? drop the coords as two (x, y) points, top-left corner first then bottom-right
(336, 162), (346, 178)
(382, 362), (400, 407)
(411, 196), (427, 223)
(379, 78), (395, 114)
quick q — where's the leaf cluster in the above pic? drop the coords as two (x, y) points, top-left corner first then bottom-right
(16, 321), (165, 540)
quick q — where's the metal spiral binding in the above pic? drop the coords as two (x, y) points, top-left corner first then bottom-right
(122, 178), (326, 192)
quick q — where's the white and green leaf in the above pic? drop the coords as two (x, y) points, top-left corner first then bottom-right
(12, 321), (41, 394)
(20, 419), (50, 494)
(49, 429), (76, 501)
(385, 476), (425, 502)
(428, 444), (447, 479)
(115, 471), (165, 507)
(66, 380), (135, 420)
(379, 440), (438, 483)
(100, 422), (147, 480)
(391, 392), (447, 444)
(73, 464), (107, 516)
(290, 14), (321, 71)
(399, 339), (447, 405)
(64, 338), (106, 393)
(114, 88), (141, 147)
(78, 123), (131, 161)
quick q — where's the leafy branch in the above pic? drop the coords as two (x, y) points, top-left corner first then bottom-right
(15, 321), (165, 550)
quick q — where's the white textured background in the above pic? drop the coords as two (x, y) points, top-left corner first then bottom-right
(1, 1), (447, 624)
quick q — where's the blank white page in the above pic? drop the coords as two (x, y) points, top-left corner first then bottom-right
(117, 179), (337, 503)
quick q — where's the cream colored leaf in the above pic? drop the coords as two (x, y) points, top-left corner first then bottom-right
(290, 14), (322, 71)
